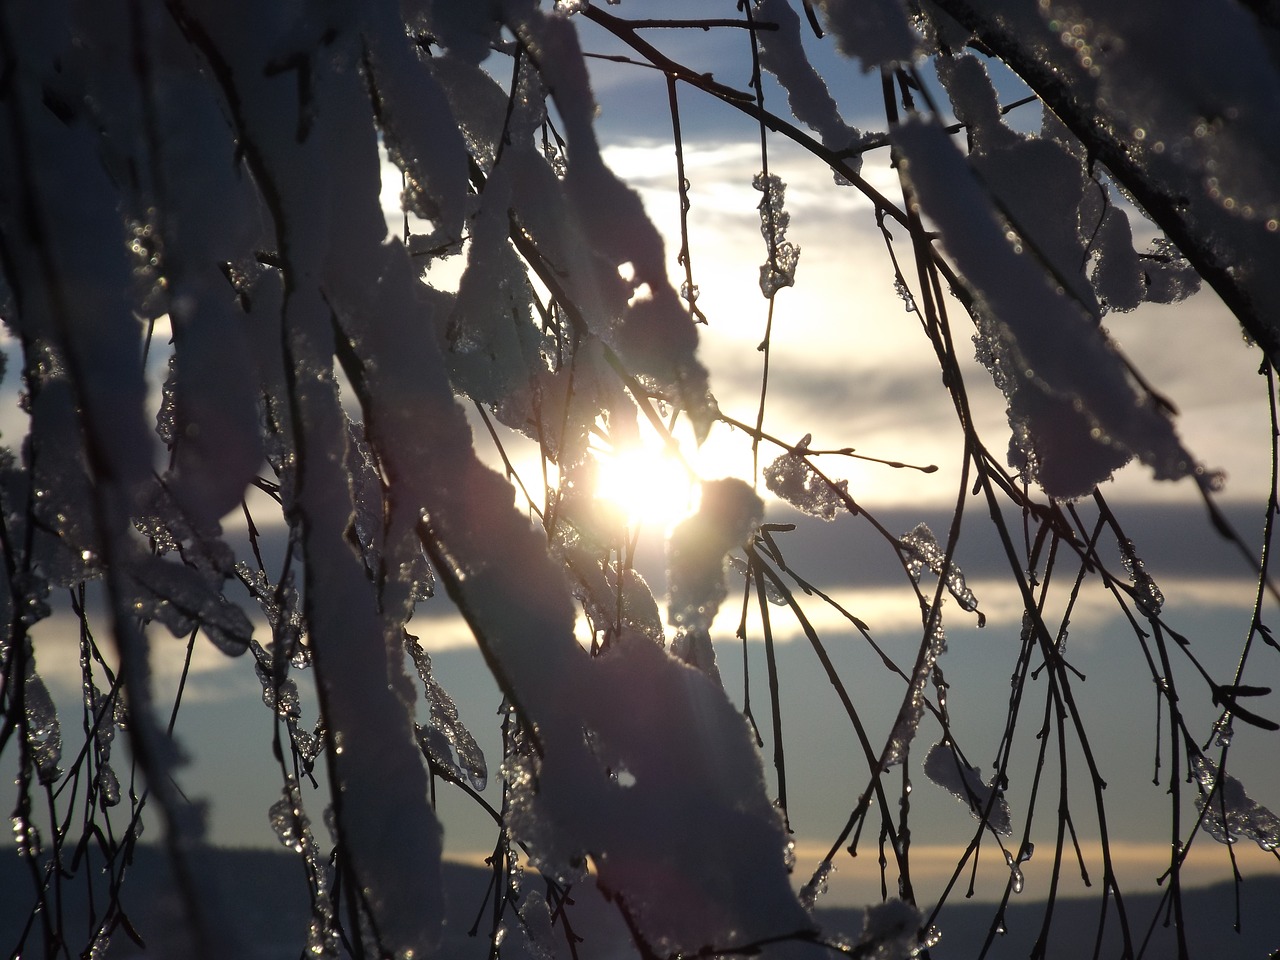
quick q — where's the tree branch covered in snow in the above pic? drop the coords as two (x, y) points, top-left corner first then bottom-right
(1, 2), (1278, 959)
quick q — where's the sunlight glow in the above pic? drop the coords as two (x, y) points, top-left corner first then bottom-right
(593, 445), (699, 531)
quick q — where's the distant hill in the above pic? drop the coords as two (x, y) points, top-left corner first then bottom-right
(1, 846), (1276, 958)
(818, 875), (1280, 959)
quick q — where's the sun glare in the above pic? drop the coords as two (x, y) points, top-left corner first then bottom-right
(593, 445), (699, 531)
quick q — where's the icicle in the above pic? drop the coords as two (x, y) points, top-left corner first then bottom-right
(1004, 848), (1026, 895)
(893, 278), (918, 313)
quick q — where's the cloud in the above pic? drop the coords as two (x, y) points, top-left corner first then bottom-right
(24, 606), (250, 710)
(786, 836), (1280, 908)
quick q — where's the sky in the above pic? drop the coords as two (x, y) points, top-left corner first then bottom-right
(4, 0), (1279, 934)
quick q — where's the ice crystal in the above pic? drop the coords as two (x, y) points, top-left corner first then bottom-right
(254, 652), (303, 720)
(269, 778), (310, 854)
(922, 740), (1011, 835)
(1192, 756), (1280, 851)
(753, 173), (800, 297)
(900, 523), (982, 622)
(799, 858), (835, 911)
(11, 814), (39, 858)
(884, 604), (947, 767)
(1118, 537), (1163, 616)
(406, 633), (488, 790)
(85, 929), (112, 960)
(97, 763), (121, 808)
(24, 665), (62, 784)
(895, 116), (1206, 499)
(764, 436), (846, 521)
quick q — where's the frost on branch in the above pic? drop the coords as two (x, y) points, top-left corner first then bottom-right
(936, 54), (1096, 310)
(209, 4), (796, 947)
(923, 740), (1011, 835)
(427, 14), (714, 444)
(406, 633), (488, 791)
(176, 2), (460, 951)
(799, 858), (836, 912)
(894, 117), (1207, 500)
(764, 436), (846, 521)
(883, 602), (946, 767)
(1192, 756), (1280, 852)
(22, 654), (63, 786)
(754, 173), (801, 297)
(899, 523), (982, 624)
(1118, 536), (1164, 617)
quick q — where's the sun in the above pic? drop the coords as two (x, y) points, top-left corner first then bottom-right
(593, 444), (699, 532)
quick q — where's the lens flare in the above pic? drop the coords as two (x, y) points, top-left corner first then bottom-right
(593, 446), (698, 531)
